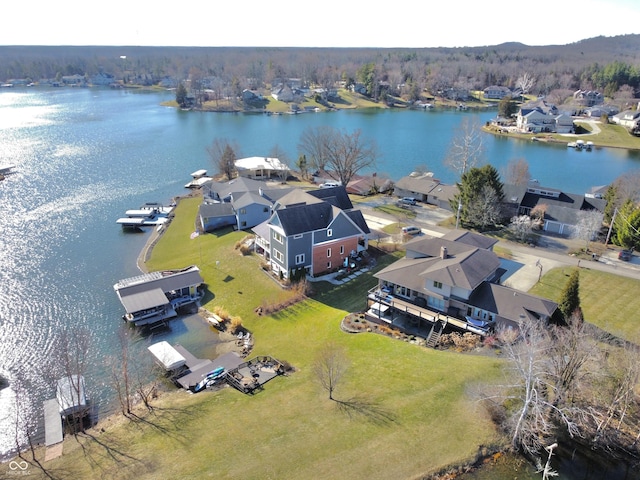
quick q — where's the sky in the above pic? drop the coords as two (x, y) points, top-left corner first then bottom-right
(2, 0), (639, 48)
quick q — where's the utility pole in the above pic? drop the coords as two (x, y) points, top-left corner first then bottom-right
(605, 207), (618, 246)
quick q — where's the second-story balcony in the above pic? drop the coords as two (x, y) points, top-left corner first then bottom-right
(366, 286), (490, 337)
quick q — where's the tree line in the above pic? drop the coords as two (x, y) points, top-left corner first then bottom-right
(1, 36), (639, 100)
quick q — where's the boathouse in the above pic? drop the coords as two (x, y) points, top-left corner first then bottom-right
(113, 265), (204, 326)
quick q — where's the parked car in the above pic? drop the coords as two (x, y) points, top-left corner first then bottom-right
(401, 226), (421, 236)
(618, 249), (633, 261)
(400, 197), (417, 206)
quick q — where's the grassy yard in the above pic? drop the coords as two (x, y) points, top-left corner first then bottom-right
(485, 121), (640, 150)
(32, 195), (506, 480)
(529, 266), (640, 342)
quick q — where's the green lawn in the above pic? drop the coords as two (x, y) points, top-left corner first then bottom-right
(485, 121), (640, 150)
(33, 195), (506, 480)
(529, 266), (640, 342)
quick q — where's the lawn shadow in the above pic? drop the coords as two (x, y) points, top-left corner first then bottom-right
(333, 395), (397, 426)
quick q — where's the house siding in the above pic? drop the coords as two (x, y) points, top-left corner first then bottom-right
(312, 237), (359, 276)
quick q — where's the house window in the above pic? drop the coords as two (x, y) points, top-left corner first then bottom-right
(241, 221), (247, 227)
(273, 232), (283, 244)
(295, 254), (305, 265)
(427, 296), (445, 311)
(327, 248), (332, 257)
(263, 207), (269, 213)
(294, 234), (303, 239)
(327, 261), (332, 269)
(340, 245), (344, 255)
(239, 208), (246, 214)
(433, 281), (442, 289)
(327, 229), (333, 237)
(399, 286), (411, 298)
(274, 250), (283, 262)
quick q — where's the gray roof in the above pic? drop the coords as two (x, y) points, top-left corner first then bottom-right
(199, 202), (235, 218)
(308, 186), (354, 210)
(377, 236), (501, 292)
(114, 266), (203, 314)
(395, 174), (442, 196)
(275, 202), (334, 235)
(504, 184), (606, 224)
(345, 210), (371, 234)
(468, 282), (557, 326)
(232, 191), (272, 209)
(208, 177), (264, 198)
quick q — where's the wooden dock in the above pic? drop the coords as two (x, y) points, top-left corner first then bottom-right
(43, 399), (63, 460)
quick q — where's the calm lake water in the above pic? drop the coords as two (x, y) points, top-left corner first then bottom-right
(1, 87), (639, 474)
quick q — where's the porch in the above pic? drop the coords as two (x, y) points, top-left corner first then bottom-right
(366, 286), (490, 338)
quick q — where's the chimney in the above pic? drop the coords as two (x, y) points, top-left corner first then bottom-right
(440, 246), (448, 259)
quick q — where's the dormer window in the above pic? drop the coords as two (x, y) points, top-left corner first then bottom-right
(327, 229), (333, 237)
(433, 281), (442, 289)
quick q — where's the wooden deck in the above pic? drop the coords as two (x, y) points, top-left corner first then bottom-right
(173, 347), (243, 390)
(43, 399), (63, 447)
(367, 289), (490, 337)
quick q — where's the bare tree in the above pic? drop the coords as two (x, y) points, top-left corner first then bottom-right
(207, 138), (239, 180)
(313, 342), (349, 401)
(268, 144), (291, 183)
(516, 72), (535, 98)
(444, 118), (484, 177)
(510, 215), (540, 242)
(53, 325), (92, 435)
(467, 184), (503, 229)
(298, 125), (332, 171)
(489, 320), (581, 458)
(572, 209), (604, 250)
(299, 126), (377, 187)
(504, 158), (531, 186)
(109, 328), (158, 417)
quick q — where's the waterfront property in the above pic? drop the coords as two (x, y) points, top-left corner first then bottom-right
(199, 176), (294, 232)
(253, 186), (370, 279)
(113, 265), (204, 326)
(367, 231), (557, 346)
(503, 183), (606, 236)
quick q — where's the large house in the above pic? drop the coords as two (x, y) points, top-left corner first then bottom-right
(235, 156), (289, 180)
(483, 85), (512, 99)
(516, 108), (574, 134)
(573, 90), (604, 107)
(367, 231), (558, 343)
(199, 177), (294, 232)
(503, 183), (606, 236)
(253, 187), (370, 279)
(611, 109), (640, 131)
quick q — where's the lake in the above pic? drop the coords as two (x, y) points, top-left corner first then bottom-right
(0, 87), (639, 474)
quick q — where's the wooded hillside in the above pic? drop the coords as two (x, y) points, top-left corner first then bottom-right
(1, 35), (639, 97)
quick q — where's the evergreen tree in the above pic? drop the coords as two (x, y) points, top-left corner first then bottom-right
(498, 95), (518, 118)
(175, 82), (188, 108)
(614, 201), (640, 250)
(452, 164), (504, 229)
(558, 269), (582, 323)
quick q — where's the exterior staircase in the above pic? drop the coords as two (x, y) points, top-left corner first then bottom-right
(426, 321), (444, 348)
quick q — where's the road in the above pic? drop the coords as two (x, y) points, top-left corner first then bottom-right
(357, 198), (640, 292)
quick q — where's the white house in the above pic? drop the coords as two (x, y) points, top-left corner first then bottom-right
(611, 110), (640, 130)
(235, 157), (289, 180)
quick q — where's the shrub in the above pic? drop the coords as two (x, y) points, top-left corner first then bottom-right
(229, 316), (243, 334)
(212, 305), (230, 321)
